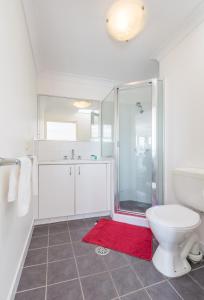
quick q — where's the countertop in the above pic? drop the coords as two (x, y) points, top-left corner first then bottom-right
(38, 159), (113, 165)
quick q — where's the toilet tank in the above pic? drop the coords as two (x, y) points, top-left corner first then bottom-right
(173, 168), (204, 212)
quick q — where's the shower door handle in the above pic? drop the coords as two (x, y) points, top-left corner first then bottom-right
(78, 166), (80, 175)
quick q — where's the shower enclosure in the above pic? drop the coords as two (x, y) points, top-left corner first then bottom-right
(101, 79), (163, 226)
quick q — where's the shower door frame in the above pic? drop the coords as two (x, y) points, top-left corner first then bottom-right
(113, 78), (163, 227)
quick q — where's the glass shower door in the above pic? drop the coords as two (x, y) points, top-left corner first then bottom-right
(118, 84), (152, 214)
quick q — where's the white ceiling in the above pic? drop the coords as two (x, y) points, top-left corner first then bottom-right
(23, 0), (203, 81)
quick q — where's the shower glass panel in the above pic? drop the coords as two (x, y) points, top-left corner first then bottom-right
(118, 84), (152, 213)
(101, 79), (163, 218)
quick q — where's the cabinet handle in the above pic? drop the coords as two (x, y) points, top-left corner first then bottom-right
(78, 166), (80, 175)
(69, 167), (72, 176)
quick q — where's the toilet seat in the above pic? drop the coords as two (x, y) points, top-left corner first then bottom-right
(146, 204), (200, 230)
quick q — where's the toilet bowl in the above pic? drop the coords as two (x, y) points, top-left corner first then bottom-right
(146, 204), (200, 277)
(146, 168), (204, 278)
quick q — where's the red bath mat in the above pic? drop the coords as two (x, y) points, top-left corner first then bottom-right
(83, 218), (153, 260)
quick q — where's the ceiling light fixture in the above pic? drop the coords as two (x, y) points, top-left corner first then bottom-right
(106, 0), (145, 42)
(73, 100), (91, 109)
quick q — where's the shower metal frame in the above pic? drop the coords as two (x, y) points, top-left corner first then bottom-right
(112, 78), (163, 218)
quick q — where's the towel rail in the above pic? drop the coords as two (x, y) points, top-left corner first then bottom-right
(0, 157), (20, 166)
(0, 155), (34, 167)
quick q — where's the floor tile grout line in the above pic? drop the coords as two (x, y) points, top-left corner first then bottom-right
(144, 288), (153, 300)
(116, 279), (168, 299)
(114, 286), (151, 299)
(49, 231), (70, 236)
(47, 277), (79, 287)
(48, 241), (71, 248)
(128, 262), (146, 288)
(27, 242), (75, 261)
(16, 286), (46, 294)
(45, 225), (49, 300)
(48, 256), (75, 264)
(28, 246), (48, 251)
(69, 231), (86, 300)
(106, 263), (130, 273)
(77, 262), (131, 279)
(17, 278), (166, 298)
(32, 234), (49, 238)
(144, 279), (168, 289)
(22, 258), (130, 275)
(102, 256), (169, 300)
(67, 224), (86, 300)
(23, 256), (75, 268)
(107, 270), (121, 299)
(18, 268), (129, 294)
(190, 264), (204, 271)
(79, 267), (125, 280)
(27, 247), (48, 252)
(167, 279), (184, 300)
(188, 273), (204, 290)
(24, 262), (47, 269)
(104, 255), (121, 300)
(17, 276), (81, 294)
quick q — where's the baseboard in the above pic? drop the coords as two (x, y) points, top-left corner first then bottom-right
(34, 211), (111, 225)
(8, 219), (34, 300)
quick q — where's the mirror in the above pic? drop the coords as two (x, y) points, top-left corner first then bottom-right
(37, 95), (100, 141)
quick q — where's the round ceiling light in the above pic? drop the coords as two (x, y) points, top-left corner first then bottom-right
(106, 0), (145, 42)
(73, 100), (91, 109)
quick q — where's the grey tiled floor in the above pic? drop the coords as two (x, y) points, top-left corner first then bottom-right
(15, 218), (204, 300)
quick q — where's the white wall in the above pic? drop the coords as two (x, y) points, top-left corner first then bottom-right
(38, 72), (117, 101)
(160, 20), (204, 246)
(0, 1), (36, 299)
(37, 140), (101, 162)
(101, 90), (115, 158)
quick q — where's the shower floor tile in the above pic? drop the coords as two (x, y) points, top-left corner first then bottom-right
(119, 200), (151, 213)
(15, 217), (204, 300)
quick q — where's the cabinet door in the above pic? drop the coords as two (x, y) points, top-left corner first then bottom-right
(76, 164), (107, 214)
(39, 165), (75, 219)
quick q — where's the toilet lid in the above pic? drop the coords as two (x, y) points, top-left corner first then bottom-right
(146, 204), (200, 229)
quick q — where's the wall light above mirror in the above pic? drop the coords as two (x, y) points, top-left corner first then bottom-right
(73, 100), (91, 109)
(37, 95), (100, 142)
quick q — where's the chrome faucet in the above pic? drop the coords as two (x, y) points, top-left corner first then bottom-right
(71, 149), (75, 160)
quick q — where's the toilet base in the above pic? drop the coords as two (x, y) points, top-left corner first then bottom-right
(153, 245), (191, 278)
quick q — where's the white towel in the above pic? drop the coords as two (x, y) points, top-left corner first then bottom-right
(32, 156), (38, 196)
(17, 157), (32, 217)
(8, 165), (19, 202)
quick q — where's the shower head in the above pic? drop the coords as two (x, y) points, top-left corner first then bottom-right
(136, 102), (144, 114)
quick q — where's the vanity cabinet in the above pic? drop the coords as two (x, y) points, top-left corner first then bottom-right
(39, 165), (75, 219)
(75, 164), (108, 214)
(38, 163), (110, 219)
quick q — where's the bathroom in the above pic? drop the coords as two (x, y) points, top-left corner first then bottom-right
(1, 0), (204, 299)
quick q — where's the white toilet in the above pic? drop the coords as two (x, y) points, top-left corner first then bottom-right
(146, 168), (204, 278)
